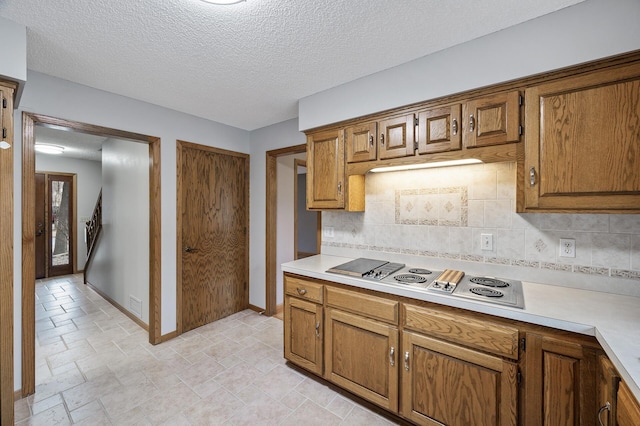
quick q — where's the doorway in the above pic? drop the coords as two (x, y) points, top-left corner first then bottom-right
(21, 113), (162, 397)
(35, 172), (77, 278)
(176, 140), (250, 334)
(294, 159), (321, 260)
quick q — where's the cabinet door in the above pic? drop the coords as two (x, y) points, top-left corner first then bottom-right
(417, 104), (462, 154)
(523, 333), (598, 426)
(401, 331), (518, 426)
(284, 295), (323, 375)
(463, 90), (521, 148)
(379, 114), (415, 159)
(524, 63), (640, 211)
(346, 122), (377, 163)
(325, 308), (399, 412)
(598, 355), (620, 426)
(306, 129), (345, 209)
(617, 380), (640, 426)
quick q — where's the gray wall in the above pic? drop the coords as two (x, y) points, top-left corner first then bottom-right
(86, 138), (149, 323)
(35, 153), (102, 270)
(0, 16), (26, 102)
(13, 71), (250, 389)
(297, 173), (318, 254)
(299, 0), (640, 130)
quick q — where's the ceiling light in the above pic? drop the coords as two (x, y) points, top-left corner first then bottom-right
(200, 0), (245, 4)
(0, 141), (11, 150)
(369, 159), (483, 173)
(35, 143), (65, 155)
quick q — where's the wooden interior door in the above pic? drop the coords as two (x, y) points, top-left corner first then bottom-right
(179, 141), (249, 333)
(47, 174), (74, 277)
(35, 173), (46, 279)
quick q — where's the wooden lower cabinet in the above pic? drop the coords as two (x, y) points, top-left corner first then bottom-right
(522, 332), (599, 426)
(283, 295), (323, 375)
(598, 355), (621, 426)
(401, 331), (518, 426)
(324, 307), (399, 411)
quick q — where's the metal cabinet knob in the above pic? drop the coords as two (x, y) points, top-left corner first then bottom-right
(315, 321), (320, 338)
(469, 115), (475, 132)
(529, 166), (536, 187)
(452, 118), (458, 136)
(404, 351), (410, 371)
(296, 288), (307, 295)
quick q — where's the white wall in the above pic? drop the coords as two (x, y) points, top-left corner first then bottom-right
(299, 0), (640, 130)
(35, 153), (102, 270)
(0, 16), (26, 103)
(86, 138), (149, 322)
(13, 71), (250, 389)
(248, 118), (306, 309)
(276, 153), (306, 305)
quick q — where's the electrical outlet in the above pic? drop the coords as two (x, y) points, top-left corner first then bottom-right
(323, 226), (334, 238)
(481, 233), (493, 251)
(559, 238), (576, 258)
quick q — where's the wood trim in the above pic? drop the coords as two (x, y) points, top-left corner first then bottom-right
(175, 140), (250, 335)
(248, 304), (264, 314)
(0, 83), (15, 425)
(21, 113), (162, 399)
(265, 144), (306, 316)
(293, 159), (305, 260)
(86, 280), (149, 331)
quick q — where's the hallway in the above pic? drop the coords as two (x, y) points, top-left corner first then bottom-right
(14, 274), (397, 425)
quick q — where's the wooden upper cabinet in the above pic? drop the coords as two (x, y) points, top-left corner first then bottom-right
(306, 129), (345, 209)
(523, 63), (640, 212)
(379, 114), (415, 159)
(346, 122), (377, 163)
(417, 104), (462, 154)
(463, 90), (521, 148)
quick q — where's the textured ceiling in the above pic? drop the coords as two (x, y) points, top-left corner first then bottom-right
(1, 0), (584, 131)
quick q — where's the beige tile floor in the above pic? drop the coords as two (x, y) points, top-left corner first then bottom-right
(14, 274), (399, 425)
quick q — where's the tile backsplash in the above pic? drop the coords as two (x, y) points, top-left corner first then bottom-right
(321, 162), (640, 296)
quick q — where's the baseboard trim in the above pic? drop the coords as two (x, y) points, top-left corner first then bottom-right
(156, 330), (178, 344)
(85, 281), (149, 332)
(248, 304), (265, 314)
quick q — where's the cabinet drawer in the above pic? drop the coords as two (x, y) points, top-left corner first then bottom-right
(325, 286), (398, 324)
(284, 275), (323, 303)
(403, 304), (519, 360)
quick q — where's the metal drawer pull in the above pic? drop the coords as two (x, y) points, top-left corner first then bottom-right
(369, 135), (374, 146)
(315, 322), (320, 338)
(597, 401), (610, 426)
(529, 166), (536, 187)
(337, 181), (342, 194)
(404, 351), (410, 371)
(389, 347), (395, 366)
(296, 288), (307, 295)
(469, 115), (475, 132)
(380, 134), (385, 145)
(452, 118), (458, 135)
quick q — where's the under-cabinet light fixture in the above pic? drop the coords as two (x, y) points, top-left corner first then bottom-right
(369, 158), (483, 173)
(35, 143), (65, 155)
(200, 0), (245, 4)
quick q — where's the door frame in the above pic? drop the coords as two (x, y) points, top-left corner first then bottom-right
(265, 144), (306, 316)
(175, 140), (250, 335)
(21, 113), (162, 397)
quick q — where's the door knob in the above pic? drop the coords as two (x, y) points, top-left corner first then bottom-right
(184, 246), (198, 253)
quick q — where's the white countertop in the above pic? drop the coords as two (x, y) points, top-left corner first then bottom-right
(282, 254), (640, 402)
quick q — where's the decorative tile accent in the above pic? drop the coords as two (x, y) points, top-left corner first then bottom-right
(512, 260), (540, 268)
(395, 187), (468, 227)
(534, 239), (547, 252)
(541, 262), (572, 272)
(574, 266), (610, 276)
(439, 252), (461, 260)
(486, 257), (511, 265)
(461, 254), (484, 262)
(611, 269), (640, 280)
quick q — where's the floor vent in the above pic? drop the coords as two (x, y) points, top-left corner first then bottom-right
(129, 295), (142, 318)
